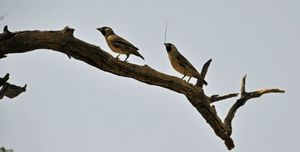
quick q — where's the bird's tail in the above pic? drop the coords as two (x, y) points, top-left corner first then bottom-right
(197, 75), (208, 86)
(134, 52), (145, 60)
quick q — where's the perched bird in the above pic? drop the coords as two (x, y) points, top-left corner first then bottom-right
(97, 26), (144, 61)
(164, 43), (208, 85)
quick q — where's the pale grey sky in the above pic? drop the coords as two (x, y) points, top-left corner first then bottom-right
(0, 0), (299, 151)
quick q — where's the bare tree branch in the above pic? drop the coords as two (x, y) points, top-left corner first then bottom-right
(0, 26), (285, 150)
(0, 73), (27, 100)
(210, 93), (239, 103)
(223, 75), (285, 136)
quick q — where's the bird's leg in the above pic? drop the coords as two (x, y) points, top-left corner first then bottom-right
(116, 54), (121, 60)
(124, 54), (130, 62)
(187, 77), (192, 82)
(181, 75), (186, 79)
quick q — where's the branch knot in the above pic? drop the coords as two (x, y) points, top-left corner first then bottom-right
(62, 26), (75, 36)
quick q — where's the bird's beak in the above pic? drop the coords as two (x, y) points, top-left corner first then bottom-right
(164, 43), (168, 49)
(97, 27), (105, 35)
(164, 43), (171, 52)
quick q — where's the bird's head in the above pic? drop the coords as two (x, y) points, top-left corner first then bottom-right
(97, 26), (114, 37)
(164, 43), (176, 53)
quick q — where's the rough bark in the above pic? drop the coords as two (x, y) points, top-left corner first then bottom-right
(0, 26), (285, 150)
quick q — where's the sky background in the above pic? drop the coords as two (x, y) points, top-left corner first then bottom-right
(0, 0), (299, 151)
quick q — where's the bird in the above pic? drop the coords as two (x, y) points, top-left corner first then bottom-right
(164, 43), (208, 85)
(97, 26), (144, 61)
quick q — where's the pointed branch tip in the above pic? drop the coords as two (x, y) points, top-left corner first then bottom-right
(4, 73), (9, 79)
(0, 73), (10, 86)
(23, 84), (27, 90)
(256, 88), (285, 95)
(241, 74), (247, 95)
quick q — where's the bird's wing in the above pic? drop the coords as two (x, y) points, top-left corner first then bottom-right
(110, 35), (139, 50)
(176, 52), (198, 72)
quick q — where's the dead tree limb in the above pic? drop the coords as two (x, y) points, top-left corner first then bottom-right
(0, 26), (285, 150)
(223, 75), (284, 135)
(0, 73), (27, 99)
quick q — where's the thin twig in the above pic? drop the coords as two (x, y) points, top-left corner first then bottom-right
(210, 93), (239, 103)
(241, 74), (246, 95)
(256, 88), (285, 95)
